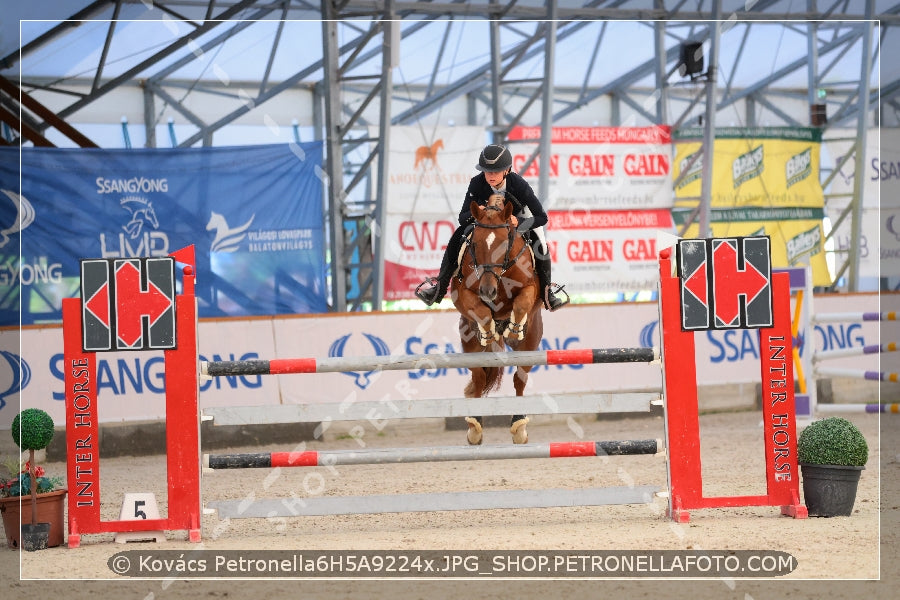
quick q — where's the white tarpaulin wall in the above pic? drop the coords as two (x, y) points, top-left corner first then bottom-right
(823, 127), (900, 288)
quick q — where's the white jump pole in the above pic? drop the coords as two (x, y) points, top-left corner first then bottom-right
(812, 311), (897, 323)
(813, 366), (899, 383)
(813, 342), (898, 362)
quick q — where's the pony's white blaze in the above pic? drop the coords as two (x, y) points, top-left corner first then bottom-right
(485, 231), (496, 248)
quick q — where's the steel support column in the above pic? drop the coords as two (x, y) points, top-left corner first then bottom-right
(372, 10), (396, 309)
(538, 4), (558, 205)
(849, 1), (876, 291)
(321, 12), (348, 311)
(699, 2), (722, 238)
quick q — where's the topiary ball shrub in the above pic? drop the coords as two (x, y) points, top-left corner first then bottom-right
(11, 408), (55, 452)
(797, 416), (868, 467)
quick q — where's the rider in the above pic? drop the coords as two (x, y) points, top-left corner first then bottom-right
(415, 143), (568, 311)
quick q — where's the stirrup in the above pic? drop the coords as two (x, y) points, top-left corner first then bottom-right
(415, 277), (440, 305)
(544, 283), (570, 312)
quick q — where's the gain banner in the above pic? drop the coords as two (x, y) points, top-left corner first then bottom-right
(0, 143), (327, 325)
(672, 127), (831, 287)
(506, 125), (674, 210)
(384, 126), (676, 300)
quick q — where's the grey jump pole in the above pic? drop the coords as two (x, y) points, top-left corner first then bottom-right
(203, 439), (662, 469)
(201, 347), (659, 377)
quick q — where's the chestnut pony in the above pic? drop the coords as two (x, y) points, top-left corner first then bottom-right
(450, 194), (542, 445)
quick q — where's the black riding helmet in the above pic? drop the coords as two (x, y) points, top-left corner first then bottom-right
(476, 144), (513, 173)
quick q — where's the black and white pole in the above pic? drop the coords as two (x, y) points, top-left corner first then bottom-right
(204, 439), (661, 470)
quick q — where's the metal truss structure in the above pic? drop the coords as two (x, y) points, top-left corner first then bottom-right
(1, 1), (897, 311)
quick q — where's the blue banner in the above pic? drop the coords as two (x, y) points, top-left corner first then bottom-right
(0, 143), (327, 325)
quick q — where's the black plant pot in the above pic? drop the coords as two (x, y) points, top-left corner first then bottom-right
(21, 522), (51, 551)
(800, 463), (864, 517)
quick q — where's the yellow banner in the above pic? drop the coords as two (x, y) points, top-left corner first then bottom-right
(678, 217), (830, 287)
(673, 127), (830, 286)
(673, 127), (824, 208)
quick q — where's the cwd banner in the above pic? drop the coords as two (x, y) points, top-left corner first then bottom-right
(0, 143), (327, 325)
(672, 127), (831, 287)
(383, 126), (485, 300)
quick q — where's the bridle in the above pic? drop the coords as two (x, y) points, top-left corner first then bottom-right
(467, 205), (528, 286)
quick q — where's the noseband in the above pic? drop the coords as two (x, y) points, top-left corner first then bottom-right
(468, 205), (527, 283)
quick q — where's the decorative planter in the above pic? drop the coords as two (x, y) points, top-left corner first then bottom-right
(0, 489), (67, 549)
(21, 522), (50, 551)
(799, 464), (864, 517)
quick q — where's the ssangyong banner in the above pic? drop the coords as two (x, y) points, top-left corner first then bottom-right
(506, 125), (674, 210)
(4, 294), (888, 429)
(383, 126), (486, 299)
(546, 209), (674, 294)
(0, 143), (327, 325)
(672, 127), (831, 287)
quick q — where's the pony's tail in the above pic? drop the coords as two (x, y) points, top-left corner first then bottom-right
(464, 367), (503, 397)
(485, 366), (503, 394)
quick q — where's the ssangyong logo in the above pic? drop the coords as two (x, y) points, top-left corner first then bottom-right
(0, 190), (35, 248)
(329, 333), (390, 389)
(639, 321), (658, 349)
(0, 351), (30, 411)
(96, 176), (169, 195)
(732, 145), (764, 188)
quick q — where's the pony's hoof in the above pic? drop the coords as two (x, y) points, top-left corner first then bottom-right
(510, 417), (529, 444)
(465, 416), (483, 445)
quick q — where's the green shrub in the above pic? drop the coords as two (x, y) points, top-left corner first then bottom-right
(11, 409), (55, 452)
(797, 417), (868, 466)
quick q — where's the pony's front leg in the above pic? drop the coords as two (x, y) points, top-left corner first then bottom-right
(455, 289), (499, 346)
(503, 287), (538, 341)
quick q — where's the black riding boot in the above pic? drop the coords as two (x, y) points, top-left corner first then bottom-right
(534, 252), (567, 311)
(416, 227), (465, 305)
